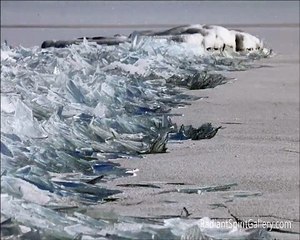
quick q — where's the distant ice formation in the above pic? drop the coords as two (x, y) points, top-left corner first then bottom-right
(41, 24), (271, 55)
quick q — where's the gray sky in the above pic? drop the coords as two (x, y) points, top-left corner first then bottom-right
(1, 1), (299, 47)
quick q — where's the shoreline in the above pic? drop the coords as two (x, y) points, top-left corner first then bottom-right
(97, 26), (300, 239)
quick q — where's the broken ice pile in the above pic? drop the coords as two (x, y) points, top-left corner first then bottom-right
(1, 37), (271, 239)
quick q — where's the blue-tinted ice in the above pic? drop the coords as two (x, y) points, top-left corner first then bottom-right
(1, 36), (272, 239)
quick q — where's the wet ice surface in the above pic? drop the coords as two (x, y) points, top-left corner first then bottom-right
(1, 37), (272, 239)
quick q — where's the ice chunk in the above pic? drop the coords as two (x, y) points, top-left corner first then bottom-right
(1, 176), (52, 205)
(1, 141), (13, 157)
(66, 80), (86, 103)
(12, 100), (48, 139)
(93, 102), (108, 118)
(1, 95), (18, 114)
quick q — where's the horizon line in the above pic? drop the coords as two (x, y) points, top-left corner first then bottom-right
(1, 23), (299, 29)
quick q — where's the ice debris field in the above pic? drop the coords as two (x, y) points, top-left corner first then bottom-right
(1, 26), (273, 239)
